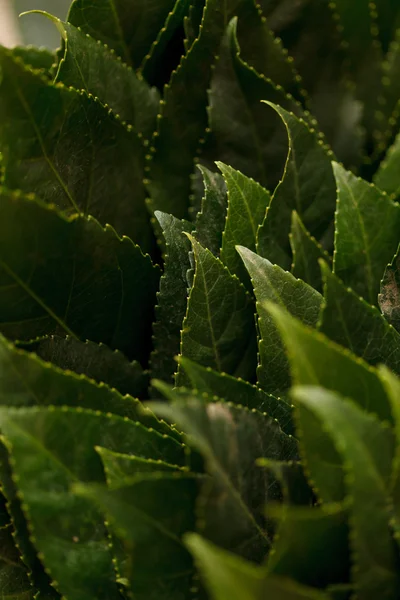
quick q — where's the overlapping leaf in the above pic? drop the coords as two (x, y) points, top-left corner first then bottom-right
(290, 212), (331, 292)
(194, 165), (227, 257)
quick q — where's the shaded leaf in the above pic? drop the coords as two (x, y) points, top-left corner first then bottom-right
(178, 356), (294, 435)
(18, 336), (148, 399)
(257, 104), (336, 271)
(0, 406), (184, 600)
(67, 0), (177, 67)
(176, 237), (257, 387)
(379, 245), (400, 332)
(186, 533), (330, 600)
(374, 129), (400, 199)
(54, 18), (160, 138)
(152, 385), (297, 562)
(333, 162), (400, 305)
(293, 386), (399, 600)
(219, 163), (270, 286)
(290, 211), (332, 293)
(194, 165), (227, 257)
(0, 190), (160, 364)
(0, 48), (153, 252)
(150, 212), (192, 384)
(237, 247), (322, 396)
(0, 524), (34, 600)
(319, 263), (400, 373)
(12, 45), (55, 73)
(75, 473), (200, 600)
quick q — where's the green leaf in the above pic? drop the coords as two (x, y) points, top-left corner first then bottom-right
(186, 533), (330, 600)
(290, 211), (332, 293)
(12, 45), (55, 73)
(0, 406), (184, 600)
(178, 356), (294, 435)
(0, 334), (171, 436)
(374, 128), (400, 199)
(75, 473), (200, 600)
(176, 237), (257, 387)
(378, 29), (400, 148)
(379, 245), (400, 332)
(18, 336), (148, 399)
(237, 247), (322, 397)
(67, 0), (177, 67)
(333, 162), (400, 305)
(0, 524), (34, 600)
(293, 386), (399, 600)
(257, 104), (336, 271)
(150, 212), (192, 384)
(140, 0), (190, 83)
(53, 19), (160, 138)
(0, 190), (160, 363)
(267, 503), (349, 588)
(208, 19), (307, 194)
(219, 163), (270, 286)
(152, 385), (298, 562)
(97, 447), (188, 488)
(266, 303), (393, 423)
(183, 0), (205, 48)
(319, 263), (400, 373)
(0, 48), (153, 252)
(194, 165), (227, 257)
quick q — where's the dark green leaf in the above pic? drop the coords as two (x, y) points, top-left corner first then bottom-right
(183, 0), (205, 48)
(0, 48), (153, 252)
(75, 473), (200, 600)
(266, 303), (393, 423)
(0, 406), (184, 600)
(152, 385), (297, 562)
(54, 19), (160, 138)
(256, 459), (312, 505)
(237, 247), (322, 396)
(333, 162), (400, 305)
(219, 163), (270, 286)
(12, 45), (55, 73)
(178, 356), (294, 435)
(267, 503), (349, 588)
(0, 524), (34, 600)
(290, 211), (332, 293)
(208, 19), (307, 194)
(0, 190), (160, 363)
(374, 129), (400, 199)
(18, 336), (148, 399)
(194, 165), (227, 257)
(379, 245), (400, 332)
(293, 386), (399, 599)
(150, 212), (192, 384)
(186, 533), (330, 600)
(257, 104), (336, 270)
(176, 237), (257, 386)
(319, 263), (400, 373)
(67, 0), (177, 67)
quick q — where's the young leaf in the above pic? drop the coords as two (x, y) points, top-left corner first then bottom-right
(267, 504), (349, 588)
(266, 303), (393, 423)
(194, 165), (227, 257)
(152, 385), (298, 563)
(293, 386), (399, 600)
(186, 533), (330, 600)
(54, 19), (160, 138)
(290, 211), (332, 292)
(237, 247), (322, 397)
(0, 48), (153, 252)
(333, 162), (400, 305)
(208, 19), (306, 194)
(257, 104), (336, 271)
(18, 336), (147, 399)
(67, 0), (177, 67)
(75, 473), (200, 600)
(0, 190), (160, 363)
(178, 356), (294, 435)
(379, 245), (400, 332)
(374, 129), (400, 199)
(176, 237), (257, 387)
(219, 163), (270, 285)
(150, 212), (192, 384)
(0, 406), (184, 600)
(319, 263), (400, 373)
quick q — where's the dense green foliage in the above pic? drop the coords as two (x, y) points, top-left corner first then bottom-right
(1, 1), (400, 599)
